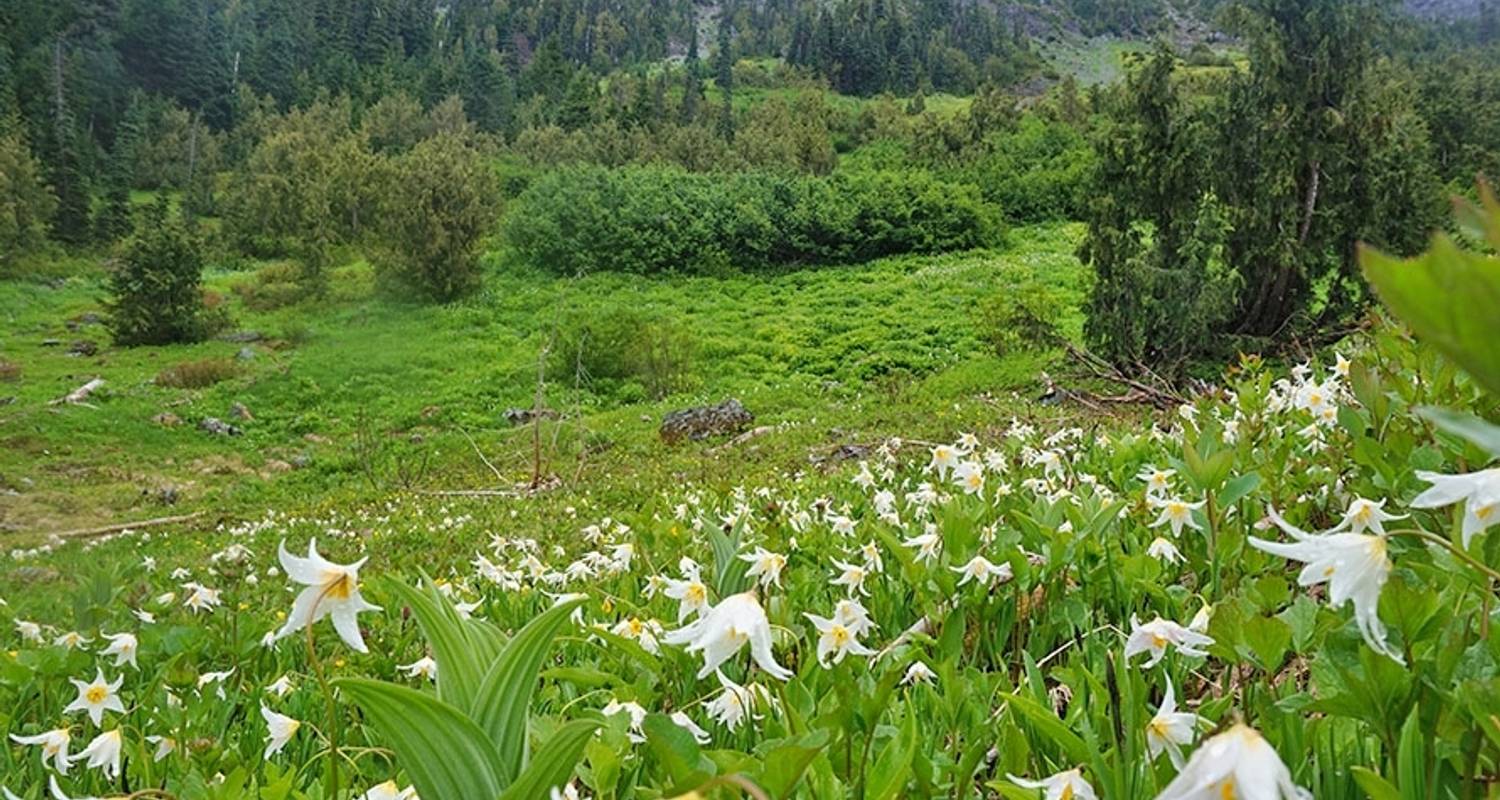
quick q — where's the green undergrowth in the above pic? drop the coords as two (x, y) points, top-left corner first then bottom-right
(0, 224), (1089, 539)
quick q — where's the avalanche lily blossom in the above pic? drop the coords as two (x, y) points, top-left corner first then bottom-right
(1006, 768), (1097, 800)
(64, 670), (125, 727)
(99, 633), (138, 669)
(356, 781), (418, 800)
(1248, 507), (1401, 663)
(1146, 679), (1207, 768)
(69, 729), (123, 780)
(1412, 468), (1500, 547)
(1151, 498), (1205, 536)
(805, 609), (877, 666)
(1339, 497), (1405, 536)
(902, 661), (937, 685)
(663, 591), (791, 680)
(740, 547), (787, 589)
(261, 706), (301, 759)
(1146, 537), (1183, 564)
(951, 555), (1013, 588)
(274, 539), (382, 653)
(1124, 616), (1214, 668)
(398, 656), (438, 682)
(1154, 723), (1309, 799)
(663, 559), (711, 622)
(10, 728), (71, 774)
(704, 671), (760, 731)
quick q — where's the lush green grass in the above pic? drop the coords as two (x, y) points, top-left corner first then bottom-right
(0, 224), (1087, 537)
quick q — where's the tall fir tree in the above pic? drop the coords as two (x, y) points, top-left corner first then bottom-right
(46, 36), (91, 245)
(715, 7), (735, 141)
(680, 20), (702, 124)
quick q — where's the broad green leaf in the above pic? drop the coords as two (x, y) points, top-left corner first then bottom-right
(335, 677), (507, 800)
(755, 729), (831, 799)
(1415, 406), (1500, 458)
(1350, 766), (1401, 800)
(1396, 706), (1426, 800)
(866, 707), (918, 800)
(385, 575), (487, 711)
(643, 713), (716, 790)
(498, 718), (603, 800)
(1361, 237), (1500, 397)
(1001, 692), (1090, 765)
(1218, 472), (1262, 508)
(472, 595), (587, 781)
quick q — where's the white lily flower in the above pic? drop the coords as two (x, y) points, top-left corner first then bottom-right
(740, 547), (787, 589)
(1154, 724), (1309, 799)
(830, 559), (869, 597)
(266, 675), (295, 697)
(704, 670), (762, 731)
(10, 728), (71, 773)
(398, 656), (439, 682)
(274, 539), (382, 653)
(610, 617), (662, 654)
(1249, 507), (1401, 663)
(951, 555), (1013, 588)
(901, 661), (937, 685)
(1137, 466), (1175, 497)
(670, 711), (711, 745)
(662, 592), (791, 680)
(261, 706), (301, 759)
(663, 559), (710, 623)
(1006, 768), (1097, 800)
(929, 445), (960, 479)
(1146, 537), (1183, 564)
(356, 781), (418, 800)
(805, 609), (876, 666)
(902, 531), (941, 565)
(144, 735), (175, 762)
(1339, 497), (1405, 536)
(1124, 616), (1214, 668)
(15, 620), (43, 643)
(53, 631), (89, 650)
(1412, 468), (1500, 547)
(954, 460), (985, 496)
(1146, 679), (1207, 769)
(181, 583), (221, 614)
(1150, 498), (1205, 536)
(69, 729), (122, 780)
(601, 700), (648, 743)
(64, 669), (125, 727)
(100, 633), (138, 669)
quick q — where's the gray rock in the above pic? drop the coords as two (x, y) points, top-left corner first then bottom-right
(290, 452), (312, 469)
(152, 412), (183, 427)
(235, 346), (256, 362)
(198, 417), (242, 436)
(660, 398), (753, 444)
(229, 402), (254, 421)
(68, 340), (98, 357)
(504, 407), (559, 426)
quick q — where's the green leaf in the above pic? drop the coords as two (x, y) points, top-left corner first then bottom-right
(1001, 692), (1090, 765)
(866, 706), (919, 800)
(385, 575), (487, 711)
(1396, 705), (1426, 800)
(643, 713), (716, 790)
(1218, 472), (1262, 508)
(1361, 236), (1500, 397)
(498, 718), (603, 800)
(335, 677), (507, 800)
(1350, 766), (1401, 800)
(472, 595), (587, 781)
(755, 729), (831, 799)
(1240, 615), (1291, 671)
(1415, 406), (1500, 458)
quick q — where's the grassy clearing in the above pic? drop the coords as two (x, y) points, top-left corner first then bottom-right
(0, 224), (1088, 539)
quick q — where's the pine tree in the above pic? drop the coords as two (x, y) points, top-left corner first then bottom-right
(680, 21), (702, 124)
(45, 37), (91, 245)
(714, 7), (735, 141)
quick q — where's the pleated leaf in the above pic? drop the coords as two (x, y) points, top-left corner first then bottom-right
(497, 718), (602, 800)
(385, 574), (487, 711)
(472, 595), (587, 780)
(336, 677), (507, 800)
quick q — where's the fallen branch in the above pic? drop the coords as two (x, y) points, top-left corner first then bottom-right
(50, 377), (105, 406)
(707, 425), (775, 454)
(53, 511), (205, 539)
(1062, 344), (1187, 409)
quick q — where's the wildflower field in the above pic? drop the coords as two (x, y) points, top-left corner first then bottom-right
(4, 210), (1500, 800)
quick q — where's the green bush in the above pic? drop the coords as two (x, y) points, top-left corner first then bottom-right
(975, 279), (1069, 358)
(105, 201), (212, 346)
(503, 165), (999, 276)
(549, 306), (696, 400)
(374, 133), (499, 301)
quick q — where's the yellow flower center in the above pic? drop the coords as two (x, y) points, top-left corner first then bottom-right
(830, 625), (850, 646)
(86, 686), (107, 704)
(1478, 504), (1495, 521)
(1151, 633), (1168, 648)
(1060, 785), (1074, 800)
(687, 584), (706, 604)
(1220, 779), (1236, 799)
(327, 573), (354, 601)
(628, 619), (643, 635)
(1149, 718), (1169, 737)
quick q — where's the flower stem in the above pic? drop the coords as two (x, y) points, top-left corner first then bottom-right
(1389, 528), (1500, 585)
(306, 586), (341, 800)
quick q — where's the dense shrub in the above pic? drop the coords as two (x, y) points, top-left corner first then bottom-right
(549, 306), (696, 400)
(0, 131), (56, 275)
(373, 133), (499, 301)
(155, 357), (239, 389)
(504, 165), (999, 275)
(975, 279), (1069, 357)
(105, 201), (212, 347)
